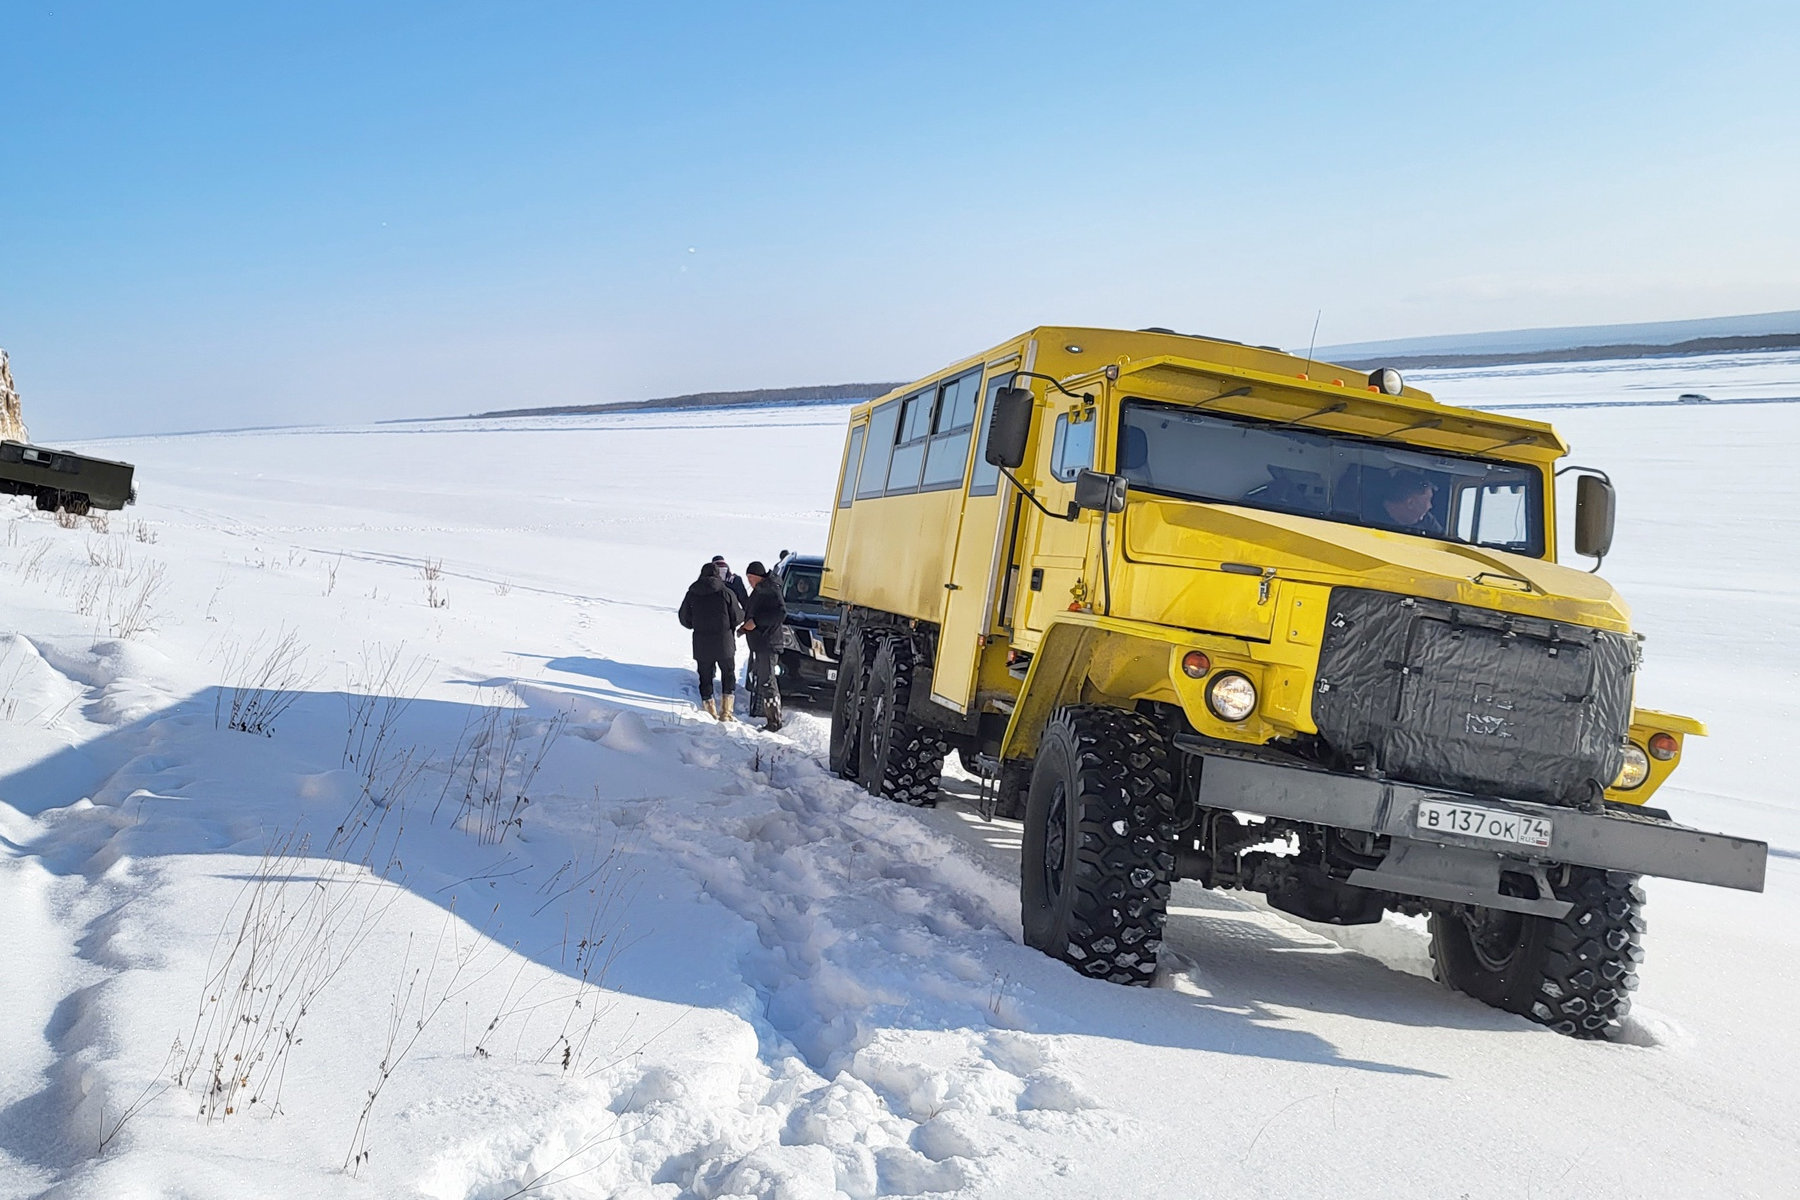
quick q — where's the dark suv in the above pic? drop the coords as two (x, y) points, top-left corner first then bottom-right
(770, 553), (841, 701)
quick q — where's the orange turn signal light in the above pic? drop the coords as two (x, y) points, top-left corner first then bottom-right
(1647, 732), (1679, 760)
(1181, 651), (1211, 678)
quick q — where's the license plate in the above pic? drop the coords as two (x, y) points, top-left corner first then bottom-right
(827, 670), (838, 681)
(1416, 799), (1552, 848)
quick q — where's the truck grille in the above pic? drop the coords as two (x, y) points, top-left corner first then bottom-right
(1312, 588), (1637, 806)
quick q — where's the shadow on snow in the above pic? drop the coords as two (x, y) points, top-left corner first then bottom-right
(0, 654), (1529, 1170)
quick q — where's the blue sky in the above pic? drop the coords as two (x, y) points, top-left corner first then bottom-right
(3, 2), (1797, 437)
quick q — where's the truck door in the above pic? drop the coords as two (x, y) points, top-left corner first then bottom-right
(1015, 393), (1101, 639)
(930, 365), (1020, 712)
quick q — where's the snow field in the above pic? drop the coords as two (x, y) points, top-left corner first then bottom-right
(1, 355), (1797, 1197)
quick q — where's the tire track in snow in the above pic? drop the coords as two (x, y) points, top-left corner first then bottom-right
(595, 718), (1119, 1198)
(0, 641), (197, 1191)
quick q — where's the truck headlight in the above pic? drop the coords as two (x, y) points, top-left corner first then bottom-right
(1206, 672), (1257, 722)
(1615, 743), (1650, 790)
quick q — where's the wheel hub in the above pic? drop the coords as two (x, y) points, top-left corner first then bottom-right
(869, 693), (887, 751)
(1464, 906), (1525, 972)
(1044, 782), (1068, 901)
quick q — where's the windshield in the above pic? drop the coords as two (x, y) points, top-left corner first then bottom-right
(782, 565), (824, 604)
(1118, 400), (1545, 557)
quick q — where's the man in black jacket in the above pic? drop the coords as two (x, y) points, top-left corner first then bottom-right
(678, 562), (744, 720)
(740, 560), (787, 731)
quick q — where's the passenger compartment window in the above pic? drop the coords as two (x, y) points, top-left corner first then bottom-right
(837, 424), (866, 508)
(920, 369), (983, 490)
(886, 389), (931, 493)
(1050, 412), (1094, 482)
(857, 401), (900, 499)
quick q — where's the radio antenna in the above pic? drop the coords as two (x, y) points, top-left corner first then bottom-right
(1301, 310), (1322, 379)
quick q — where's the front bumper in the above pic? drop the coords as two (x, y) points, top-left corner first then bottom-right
(778, 655), (838, 688)
(777, 631), (839, 693)
(1181, 741), (1767, 911)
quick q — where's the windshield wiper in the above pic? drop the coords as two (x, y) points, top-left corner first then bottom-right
(1271, 401), (1347, 430)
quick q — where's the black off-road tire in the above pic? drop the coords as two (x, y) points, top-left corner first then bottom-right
(855, 636), (947, 807)
(828, 626), (878, 778)
(1021, 706), (1179, 986)
(1430, 867), (1646, 1039)
(991, 759), (1030, 821)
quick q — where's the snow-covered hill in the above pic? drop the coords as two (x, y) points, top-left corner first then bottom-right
(2, 355), (1797, 1198)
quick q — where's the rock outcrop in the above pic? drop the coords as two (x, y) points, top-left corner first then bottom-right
(0, 350), (27, 442)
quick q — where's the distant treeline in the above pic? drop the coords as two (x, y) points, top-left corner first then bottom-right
(462, 382), (905, 420)
(1338, 332), (1800, 371)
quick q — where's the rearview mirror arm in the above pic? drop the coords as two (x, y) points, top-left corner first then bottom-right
(999, 466), (1078, 522)
(1011, 371), (1094, 403)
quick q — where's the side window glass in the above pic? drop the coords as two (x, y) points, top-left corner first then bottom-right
(900, 391), (934, 443)
(837, 425), (866, 508)
(887, 438), (926, 492)
(937, 371), (979, 433)
(887, 389), (936, 494)
(1050, 413), (1093, 482)
(857, 402), (900, 499)
(968, 370), (1013, 496)
(1455, 482), (1530, 549)
(920, 368), (983, 491)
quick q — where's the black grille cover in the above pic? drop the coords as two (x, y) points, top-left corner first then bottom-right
(1312, 588), (1637, 806)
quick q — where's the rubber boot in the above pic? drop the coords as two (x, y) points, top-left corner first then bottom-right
(763, 700), (782, 733)
(701, 697), (717, 720)
(720, 694), (735, 722)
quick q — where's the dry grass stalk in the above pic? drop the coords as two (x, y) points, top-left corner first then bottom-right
(216, 628), (317, 735)
(175, 828), (402, 1124)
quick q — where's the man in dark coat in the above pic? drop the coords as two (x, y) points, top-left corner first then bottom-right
(740, 560), (787, 731)
(678, 562), (744, 720)
(712, 556), (752, 692)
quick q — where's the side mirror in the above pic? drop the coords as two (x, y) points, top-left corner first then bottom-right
(985, 386), (1034, 470)
(1573, 473), (1615, 559)
(1073, 469), (1128, 513)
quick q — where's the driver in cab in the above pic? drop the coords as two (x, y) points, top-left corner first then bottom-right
(1376, 470), (1443, 535)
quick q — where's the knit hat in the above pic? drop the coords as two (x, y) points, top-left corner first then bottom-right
(745, 561), (768, 577)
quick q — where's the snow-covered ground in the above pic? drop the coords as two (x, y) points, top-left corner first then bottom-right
(3, 353), (1798, 1199)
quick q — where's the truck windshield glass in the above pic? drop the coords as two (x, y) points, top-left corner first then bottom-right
(1118, 399), (1545, 557)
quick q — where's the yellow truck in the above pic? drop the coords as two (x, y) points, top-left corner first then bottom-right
(821, 326), (1766, 1038)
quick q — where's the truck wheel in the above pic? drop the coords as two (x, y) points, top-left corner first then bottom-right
(1430, 868), (1646, 1038)
(855, 636), (946, 807)
(828, 628), (874, 778)
(34, 490), (56, 512)
(1021, 706), (1178, 986)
